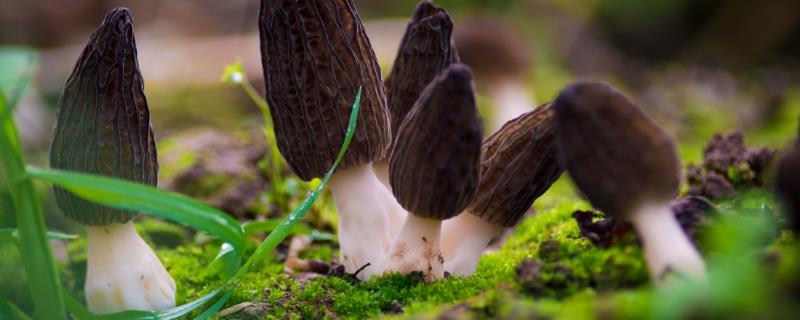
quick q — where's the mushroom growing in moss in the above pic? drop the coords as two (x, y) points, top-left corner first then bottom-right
(454, 16), (535, 133)
(384, 64), (483, 282)
(553, 82), (706, 283)
(442, 103), (564, 276)
(259, 0), (395, 280)
(373, 0), (460, 191)
(49, 8), (175, 314)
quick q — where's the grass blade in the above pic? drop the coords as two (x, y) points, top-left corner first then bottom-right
(0, 88), (66, 319)
(0, 228), (77, 242)
(26, 166), (246, 254)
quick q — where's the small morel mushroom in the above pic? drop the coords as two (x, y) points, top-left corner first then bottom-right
(384, 64), (483, 282)
(373, 0), (460, 190)
(454, 16), (534, 133)
(259, 0), (394, 279)
(553, 82), (706, 283)
(441, 104), (564, 276)
(49, 8), (175, 313)
(776, 128), (800, 233)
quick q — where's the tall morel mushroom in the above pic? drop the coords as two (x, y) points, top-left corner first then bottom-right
(373, 0), (460, 191)
(454, 16), (535, 133)
(553, 82), (706, 283)
(259, 0), (394, 279)
(442, 103), (564, 276)
(49, 8), (175, 314)
(385, 64), (483, 282)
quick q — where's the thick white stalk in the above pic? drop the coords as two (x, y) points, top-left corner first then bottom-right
(84, 222), (175, 314)
(488, 81), (535, 133)
(629, 202), (706, 284)
(383, 214), (445, 282)
(441, 213), (503, 276)
(328, 164), (392, 280)
(371, 161), (407, 239)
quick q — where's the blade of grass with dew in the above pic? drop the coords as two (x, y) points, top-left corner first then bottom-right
(26, 167), (246, 255)
(242, 220), (337, 241)
(0, 228), (78, 242)
(0, 84), (66, 319)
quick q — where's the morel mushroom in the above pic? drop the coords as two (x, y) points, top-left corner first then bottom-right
(384, 64), (483, 282)
(259, 0), (394, 280)
(441, 103), (564, 276)
(49, 8), (175, 314)
(553, 82), (706, 283)
(373, 0), (460, 190)
(454, 16), (534, 133)
(776, 128), (800, 233)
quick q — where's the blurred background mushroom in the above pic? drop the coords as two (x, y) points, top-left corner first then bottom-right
(554, 82), (706, 284)
(454, 15), (535, 133)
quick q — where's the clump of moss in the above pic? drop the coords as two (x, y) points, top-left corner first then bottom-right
(136, 218), (190, 248)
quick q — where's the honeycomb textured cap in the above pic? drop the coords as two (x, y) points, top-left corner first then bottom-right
(259, 0), (391, 181)
(468, 103), (564, 227)
(384, 0), (459, 149)
(554, 82), (680, 218)
(390, 64), (483, 219)
(50, 7), (157, 226)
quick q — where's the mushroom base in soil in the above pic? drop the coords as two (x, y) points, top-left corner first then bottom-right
(385, 215), (446, 282)
(84, 222), (176, 314)
(327, 165), (394, 280)
(440, 213), (502, 276)
(629, 202), (706, 282)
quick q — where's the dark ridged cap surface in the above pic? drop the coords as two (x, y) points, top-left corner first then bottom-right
(50, 8), (157, 226)
(259, 0), (390, 181)
(554, 82), (680, 218)
(468, 104), (564, 227)
(384, 0), (459, 148)
(390, 64), (483, 219)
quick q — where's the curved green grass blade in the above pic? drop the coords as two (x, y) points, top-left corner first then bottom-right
(0, 228), (77, 242)
(26, 166), (245, 254)
(1, 90), (66, 319)
(242, 220), (336, 241)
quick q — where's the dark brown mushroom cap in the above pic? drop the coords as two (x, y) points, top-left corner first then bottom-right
(50, 7), (158, 226)
(454, 15), (532, 83)
(390, 64), (483, 219)
(554, 82), (680, 219)
(259, 0), (390, 181)
(776, 142), (800, 233)
(468, 103), (564, 227)
(384, 0), (459, 146)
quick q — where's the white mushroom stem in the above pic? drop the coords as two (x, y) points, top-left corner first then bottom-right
(441, 213), (503, 276)
(488, 81), (535, 133)
(84, 222), (176, 314)
(372, 160), (407, 238)
(383, 214), (445, 282)
(628, 202), (706, 284)
(327, 164), (393, 280)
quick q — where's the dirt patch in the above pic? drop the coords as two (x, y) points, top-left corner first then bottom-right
(687, 131), (777, 200)
(573, 196), (714, 247)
